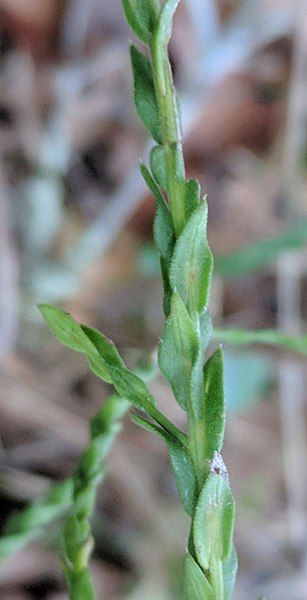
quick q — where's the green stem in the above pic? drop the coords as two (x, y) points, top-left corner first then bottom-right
(63, 395), (129, 599)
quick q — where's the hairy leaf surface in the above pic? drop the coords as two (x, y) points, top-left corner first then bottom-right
(223, 545), (238, 600)
(193, 474), (235, 571)
(184, 552), (214, 599)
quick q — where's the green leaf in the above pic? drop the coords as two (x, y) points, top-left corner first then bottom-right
(133, 414), (196, 516)
(140, 164), (174, 260)
(214, 328), (307, 355)
(190, 308), (213, 418)
(184, 552), (214, 599)
(168, 442), (197, 516)
(158, 292), (199, 410)
(150, 145), (167, 190)
(223, 545), (238, 600)
(153, 0), (182, 95)
(122, 0), (151, 45)
(109, 365), (156, 412)
(132, 407), (188, 448)
(81, 324), (124, 383)
(132, 413), (173, 441)
(39, 305), (96, 355)
(39, 305), (127, 385)
(69, 569), (95, 600)
(195, 308), (213, 353)
(202, 348), (225, 457)
(161, 256), (173, 316)
(215, 220), (307, 277)
(193, 473), (235, 571)
(170, 202), (213, 314)
(184, 179), (201, 219)
(130, 45), (162, 144)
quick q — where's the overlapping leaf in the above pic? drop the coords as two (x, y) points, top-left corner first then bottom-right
(202, 348), (225, 457)
(140, 164), (174, 261)
(193, 473), (235, 571)
(122, 0), (151, 45)
(170, 202), (213, 314)
(159, 293), (199, 410)
(184, 552), (214, 599)
(150, 145), (167, 190)
(130, 45), (162, 143)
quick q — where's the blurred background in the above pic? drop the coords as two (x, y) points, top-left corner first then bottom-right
(0, 0), (306, 598)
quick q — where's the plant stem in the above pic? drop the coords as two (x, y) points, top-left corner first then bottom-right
(63, 395), (129, 599)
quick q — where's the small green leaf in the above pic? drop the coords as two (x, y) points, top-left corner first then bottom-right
(203, 348), (225, 456)
(223, 545), (238, 600)
(132, 413), (173, 441)
(81, 324), (124, 383)
(184, 552), (214, 599)
(170, 202), (213, 314)
(140, 164), (174, 261)
(130, 45), (162, 144)
(39, 305), (96, 355)
(161, 256), (173, 316)
(69, 569), (95, 600)
(81, 325), (124, 368)
(168, 442), (197, 516)
(158, 292), (199, 410)
(122, 0), (151, 45)
(153, 0), (182, 95)
(108, 365), (156, 412)
(150, 145), (167, 190)
(196, 308), (213, 353)
(132, 408), (187, 448)
(193, 473), (235, 571)
(214, 327), (307, 355)
(190, 308), (213, 418)
(184, 179), (201, 219)
(63, 515), (88, 565)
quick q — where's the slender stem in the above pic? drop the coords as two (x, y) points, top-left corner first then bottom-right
(63, 395), (129, 599)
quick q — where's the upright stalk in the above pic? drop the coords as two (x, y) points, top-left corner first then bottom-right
(25, 2), (237, 597)
(124, 2), (237, 598)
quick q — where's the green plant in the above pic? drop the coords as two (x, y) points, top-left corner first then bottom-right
(1, 2), (237, 598)
(34, 2), (236, 597)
